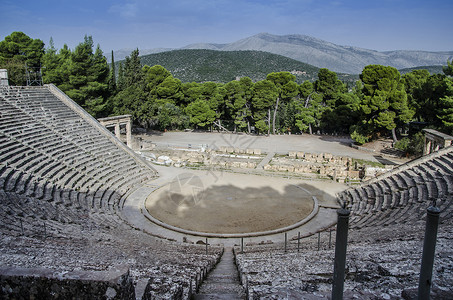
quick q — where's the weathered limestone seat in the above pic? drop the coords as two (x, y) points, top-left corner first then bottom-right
(336, 147), (453, 230)
(0, 86), (227, 299)
(233, 147), (453, 299)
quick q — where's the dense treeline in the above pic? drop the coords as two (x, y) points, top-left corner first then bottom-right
(1, 32), (452, 151)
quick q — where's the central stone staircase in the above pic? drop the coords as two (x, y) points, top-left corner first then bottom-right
(194, 247), (245, 299)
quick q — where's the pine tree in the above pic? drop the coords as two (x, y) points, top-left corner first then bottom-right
(58, 36), (110, 117)
(437, 62), (453, 134)
(0, 31), (44, 85)
(123, 49), (143, 87)
(295, 81), (323, 134)
(356, 65), (414, 143)
(42, 37), (60, 84)
(252, 80), (278, 135)
(266, 72), (298, 134)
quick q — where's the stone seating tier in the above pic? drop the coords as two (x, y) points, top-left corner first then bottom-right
(1, 86), (225, 298)
(234, 226), (452, 299)
(0, 85), (159, 230)
(337, 147), (453, 230)
(2, 86), (453, 298)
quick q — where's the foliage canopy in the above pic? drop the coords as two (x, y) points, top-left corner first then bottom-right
(2, 31), (452, 145)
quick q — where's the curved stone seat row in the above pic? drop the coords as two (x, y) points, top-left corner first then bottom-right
(234, 226), (453, 299)
(1, 86), (224, 298)
(0, 219), (223, 299)
(230, 147), (453, 298)
(337, 148), (453, 229)
(0, 87), (157, 217)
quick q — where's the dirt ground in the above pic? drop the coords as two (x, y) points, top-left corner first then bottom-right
(138, 131), (379, 160)
(145, 168), (346, 234)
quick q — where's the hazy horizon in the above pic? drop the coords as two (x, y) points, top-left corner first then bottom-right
(1, 0), (452, 53)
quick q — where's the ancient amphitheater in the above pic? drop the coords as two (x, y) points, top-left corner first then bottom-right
(0, 85), (452, 299)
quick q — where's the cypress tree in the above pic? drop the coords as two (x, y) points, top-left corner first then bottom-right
(117, 62), (125, 91)
(110, 50), (116, 91)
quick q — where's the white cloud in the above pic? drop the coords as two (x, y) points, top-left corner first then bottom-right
(108, 2), (138, 19)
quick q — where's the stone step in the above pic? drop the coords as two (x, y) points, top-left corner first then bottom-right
(256, 151), (275, 169)
(202, 274), (239, 282)
(198, 282), (243, 293)
(194, 248), (245, 299)
(193, 293), (244, 300)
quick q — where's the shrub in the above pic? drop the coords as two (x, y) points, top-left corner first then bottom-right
(394, 132), (424, 156)
(350, 125), (370, 145)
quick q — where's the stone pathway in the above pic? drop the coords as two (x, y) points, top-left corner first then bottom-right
(193, 248), (245, 299)
(256, 151), (275, 169)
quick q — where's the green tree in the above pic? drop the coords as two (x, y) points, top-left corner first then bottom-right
(116, 62), (125, 91)
(112, 49), (149, 123)
(118, 49), (144, 91)
(55, 36), (110, 117)
(239, 77), (254, 133)
(185, 98), (216, 129)
(84, 44), (110, 116)
(394, 131), (425, 157)
(199, 82), (226, 131)
(437, 90), (453, 134)
(443, 59), (453, 76)
(437, 61), (453, 134)
(281, 99), (298, 133)
(224, 79), (253, 133)
(252, 80), (278, 135)
(141, 65), (187, 128)
(266, 72), (298, 134)
(50, 44), (72, 90)
(155, 76), (184, 105)
(144, 64), (172, 94)
(109, 50), (116, 92)
(0, 31), (44, 85)
(418, 74), (448, 126)
(314, 68), (346, 106)
(314, 68), (347, 132)
(42, 38), (61, 84)
(356, 65), (414, 143)
(295, 81), (323, 134)
(155, 102), (189, 130)
(332, 92), (361, 134)
(113, 84), (148, 123)
(402, 69), (430, 121)
(182, 82), (203, 106)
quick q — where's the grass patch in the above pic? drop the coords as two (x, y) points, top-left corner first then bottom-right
(352, 158), (385, 168)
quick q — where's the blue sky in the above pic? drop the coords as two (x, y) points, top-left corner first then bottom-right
(1, 0), (452, 52)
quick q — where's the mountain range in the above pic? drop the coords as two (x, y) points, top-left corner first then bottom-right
(113, 33), (453, 74)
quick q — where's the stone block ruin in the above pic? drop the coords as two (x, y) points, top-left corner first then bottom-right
(137, 144), (393, 183)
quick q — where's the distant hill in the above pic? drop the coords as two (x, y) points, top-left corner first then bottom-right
(398, 65), (445, 75)
(113, 33), (452, 74)
(111, 48), (172, 62)
(138, 49), (327, 83)
(117, 49), (446, 85)
(182, 33), (453, 74)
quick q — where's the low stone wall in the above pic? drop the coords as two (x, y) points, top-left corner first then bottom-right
(0, 265), (135, 300)
(138, 148), (394, 183)
(268, 153), (356, 181)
